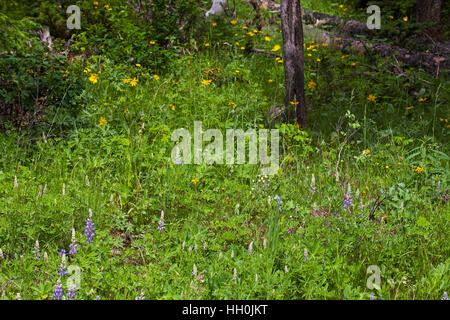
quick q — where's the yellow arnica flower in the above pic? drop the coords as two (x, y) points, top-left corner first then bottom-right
(290, 101), (299, 105)
(123, 78), (131, 84)
(229, 101), (236, 109)
(191, 178), (199, 184)
(271, 45), (281, 52)
(403, 16), (408, 22)
(89, 73), (98, 84)
(368, 94), (376, 102)
(418, 98), (427, 102)
(135, 64), (141, 67)
(339, 4), (344, 8)
(242, 26), (248, 29)
(415, 166), (424, 173)
(406, 106), (413, 110)
(308, 81), (317, 89)
(363, 149), (370, 155)
(149, 41), (156, 45)
(99, 117), (107, 126)
(153, 75), (160, 80)
(240, 46), (245, 50)
(316, 58), (321, 62)
(130, 77), (138, 86)
(230, 20), (237, 25)
(235, 70), (240, 73)
(265, 36), (271, 42)
(104, 4), (109, 8)
(201, 79), (212, 86)
(83, 67), (91, 73)
(268, 79), (274, 83)
(389, 15), (394, 19)
(94, 1), (99, 5)
(169, 104), (175, 111)
(205, 43), (210, 47)
(212, 23), (217, 26)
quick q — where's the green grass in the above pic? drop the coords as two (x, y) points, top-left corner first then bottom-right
(0, 1), (449, 300)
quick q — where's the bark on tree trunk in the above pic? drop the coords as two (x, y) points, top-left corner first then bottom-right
(416, 0), (442, 23)
(281, 0), (307, 126)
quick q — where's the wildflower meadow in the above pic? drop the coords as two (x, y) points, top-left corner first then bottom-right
(0, 0), (449, 302)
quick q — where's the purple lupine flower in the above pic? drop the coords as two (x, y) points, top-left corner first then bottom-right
(58, 254), (68, 277)
(67, 284), (76, 300)
(53, 279), (63, 300)
(370, 295), (375, 300)
(33, 240), (41, 260)
(273, 195), (282, 211)
(443, 292), (448, 300)
(59, 248), (66, 257)
(343, 184), (352, 209)
(69, 228), (78, 255)
(85, 209), (95, 244)
(308, 174), (316, 198)
(157, 210), (165, 231)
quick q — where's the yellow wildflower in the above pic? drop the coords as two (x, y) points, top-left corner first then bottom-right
(130, 77), (138, 86)
(363, 149), (370, 155)
(415, 166), (424, 173)
(271, 45), (281, 52)
(265, 36), (271, 42)
(99, 117), (107, 126)
(169, 104), (175, 111)
(191, 178), (199, 184)
(403, 16), (408, 22)
(308, 81), (317, 89)
(230, 20), (237, 25)
(229, 101), (236, 109)
(153, 75), (160, 80)
(89, 73), (98, 84)
(135, 64), (141, 67)
(367, 94), (376, 102)
(201, 79), (212, 86)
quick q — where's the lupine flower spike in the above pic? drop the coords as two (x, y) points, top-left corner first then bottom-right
(344, 184), (352, 209)
(33, 240), (41, 260)
(85, 209), (95, 244)
(248, 241), (253, 255)
(58, 254), (68, 276)
(53, 279), (63, 300)
(308, 174), (316, 198)
(304, 248), (309, 262)
(157, 210), (165, 231)
(67, 283), (76, 300)
(69, 228), (78, 255)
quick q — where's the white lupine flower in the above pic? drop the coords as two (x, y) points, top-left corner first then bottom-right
(248, 241), (253, 255)
(192, 264), (197, 276)
(182, 241), (186, 250)
(42, 184), (47, 196)
(0, 248), (4, 260)
(311, 174), (315, 188)
(232, 268), (237, 283)
(263, 238), (267, 250)
(14, 175), (18, 188)
(62, 183), (65, 196)
(255, 274), (258, 283)
(16, 293), (21, 300)
(85, 175), (90, 187)
(231, 249), (234, 258)
(218, 251), (223, 260)
(284, 265), (289, 273)
(43, 252), (48, 263)
(268, 196), (271, 206)
(194, 244), (198, 251)
(110, 194), (114, 205)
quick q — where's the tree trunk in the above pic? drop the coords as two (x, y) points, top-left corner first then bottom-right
(281, 0), (307, 126)
(416, 0), (442, 24)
